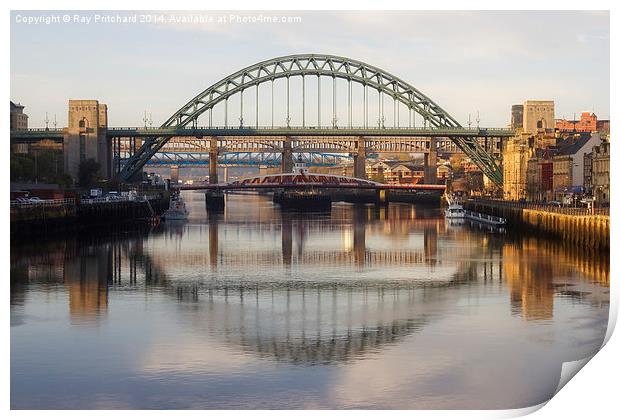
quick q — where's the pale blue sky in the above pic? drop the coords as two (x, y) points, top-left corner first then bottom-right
(10, 10), (610, 128)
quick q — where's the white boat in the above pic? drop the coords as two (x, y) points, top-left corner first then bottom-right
(163, 194), (189, 220)
(445, 203), (465, 219)
(444, 195), (465, 219)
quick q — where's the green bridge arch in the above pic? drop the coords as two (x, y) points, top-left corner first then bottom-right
(119, 54), (502, 184)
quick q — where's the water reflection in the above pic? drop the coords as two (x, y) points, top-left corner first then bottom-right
(65, 251), (110, 324)
(10, 193), (610, 330)
(10, 192), (610, 409)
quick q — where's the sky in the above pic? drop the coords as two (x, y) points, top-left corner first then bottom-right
(10, 10), (610, 128)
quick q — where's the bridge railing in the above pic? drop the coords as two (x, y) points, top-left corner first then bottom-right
(468, 198), (610, 216)
(15, 126), (515, 134)
(10, 198), (75, 208)
(79, 194), (161, 205)
(20, 128), (64, 132)
(106, 125), (515, 132)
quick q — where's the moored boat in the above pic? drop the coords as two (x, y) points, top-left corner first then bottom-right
(445, 203), (465, 219)
(444, 195), (465, 219)
(163, 193), (189, 220)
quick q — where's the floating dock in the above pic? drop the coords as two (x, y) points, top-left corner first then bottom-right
(464, 210), (507, 226)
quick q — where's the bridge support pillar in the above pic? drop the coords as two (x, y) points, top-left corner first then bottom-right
(209, 137), (218, 184)
(170, 165), (179, 185)
(375, 189), (389, 207)
(205, 189), (225, 211)
(354, 137), (367, 179)
(281, 137), (293, 173)
(424, 139), (437, 184)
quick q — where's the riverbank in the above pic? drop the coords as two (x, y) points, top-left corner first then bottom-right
(464, 199), (610, 250)
(10, 193), (170, 238)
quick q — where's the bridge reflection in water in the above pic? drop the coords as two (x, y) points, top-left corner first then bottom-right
(10, 194), (609, 368)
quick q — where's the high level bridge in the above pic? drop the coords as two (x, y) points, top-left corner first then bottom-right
(10, 54), (515, 184)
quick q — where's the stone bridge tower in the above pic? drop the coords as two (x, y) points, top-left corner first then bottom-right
(523, 100), (555, 134)
(64, 99), (111, 182)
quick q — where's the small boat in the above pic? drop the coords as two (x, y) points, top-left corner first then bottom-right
(444, 195), (465, 219)
(445, 203), (465, 219)
(163, 193), (189, 220)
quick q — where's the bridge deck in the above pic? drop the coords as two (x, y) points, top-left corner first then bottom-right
(10, 126), (515, 141)
(181, 183), (446, 191)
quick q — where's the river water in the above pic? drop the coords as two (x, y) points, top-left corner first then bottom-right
(10, 192), (610, 409)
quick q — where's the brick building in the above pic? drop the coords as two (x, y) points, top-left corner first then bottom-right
(385, 163), (424, 184)
(524, 148), (557, 202)
(552, 133), (602, 201)
(596, 119), (610, 133)
(555, 112), (598, 133)
(591, 141), (610, 205)
(10, 101), (29, 131)
(503, 133), (535, 200)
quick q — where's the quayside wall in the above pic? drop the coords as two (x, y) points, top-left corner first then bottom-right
(464, 200), (609, 250)
(10, 195), (169, 237)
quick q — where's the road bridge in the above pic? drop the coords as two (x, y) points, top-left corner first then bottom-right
(139, 151), (352, 168)
(10, 54), (514, 184)
(179, 172), (446, 192)
(8, 126), (513, 140)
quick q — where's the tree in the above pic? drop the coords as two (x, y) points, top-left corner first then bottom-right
(464, 172), (484, 194)
(10, 154), (34, 181)
(10, 150), (73, 185)
(371, 172), (385, 184)
(78, 158), (101, 188)
(450, 155), (465, 175)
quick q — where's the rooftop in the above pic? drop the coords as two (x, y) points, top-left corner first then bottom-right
(10, 101), (25, 110)
(555, 133), (593, 156)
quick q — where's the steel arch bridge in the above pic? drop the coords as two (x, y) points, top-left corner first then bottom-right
(118, 54), (503, 184)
